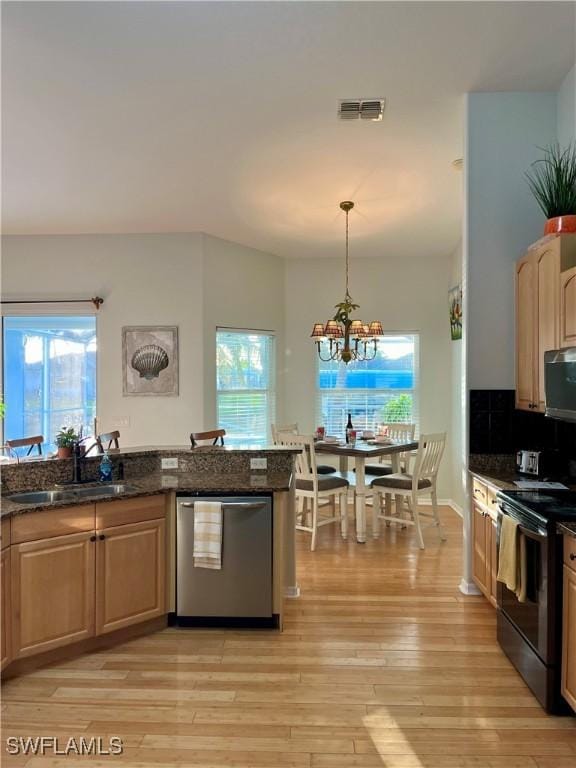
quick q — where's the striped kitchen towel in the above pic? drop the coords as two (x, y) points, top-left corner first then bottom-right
(193, 501), (223, 569)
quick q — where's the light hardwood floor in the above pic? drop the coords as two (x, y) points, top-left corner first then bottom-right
(2, 506), (576, 767)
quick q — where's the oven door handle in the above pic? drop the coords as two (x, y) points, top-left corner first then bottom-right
(518, 523), (547, 541)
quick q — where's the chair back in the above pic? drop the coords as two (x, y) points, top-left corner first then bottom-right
(190, 429), (226, 448)
(412, 432), (446, 484)
(5, 435), (44, 457)
(96, 430), (120, 452)
(275, 433), (318, 489)
(383, 423), (416, 443)
(271, 423), (298, 443)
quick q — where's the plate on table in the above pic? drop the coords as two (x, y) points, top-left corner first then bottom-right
(367, 437), (393, 445)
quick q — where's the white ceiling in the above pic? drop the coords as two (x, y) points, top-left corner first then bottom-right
(2, 1), (574, 259)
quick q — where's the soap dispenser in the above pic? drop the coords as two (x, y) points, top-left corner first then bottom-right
(99, 450), (113, 482)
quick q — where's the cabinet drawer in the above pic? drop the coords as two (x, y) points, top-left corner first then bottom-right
(564, 536), (576, 574)
(485, 486), (499, 517)
(1, 517), (10, 550)
(472, 478), (487, 506)
(96, 494), (166, 530)
(11, 505), (95, 544)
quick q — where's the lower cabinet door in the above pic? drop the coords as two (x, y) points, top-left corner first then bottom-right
(1, 547), (12, 671)
(488, 516), (498, 607)
(562, 565), (576, 712)
(472, 504), (489, 596)
(96, 518), (165, 635)
(12, 531), (96, 658)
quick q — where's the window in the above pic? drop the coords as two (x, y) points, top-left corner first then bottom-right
(3, 316), (97, 453)
(216, 329), (276, 447)
(316, 333), (419, 436)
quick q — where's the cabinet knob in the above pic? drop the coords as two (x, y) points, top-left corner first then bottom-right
(99, 534), (106, 541)
(570, 553), (576, 561)
(90, 535), (96, 543)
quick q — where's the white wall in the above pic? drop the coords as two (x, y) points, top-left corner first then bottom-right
(1, 232), (286, 447)
(202, 234), (285, 430)
(283, 253), (454, 499)
(466, 92), (557, 390)
(557, 65), (576, 147)
(449, 240), (465, 511)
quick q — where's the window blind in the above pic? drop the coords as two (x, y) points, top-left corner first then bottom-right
(216, 329), (276, 447)
(315, 333), (420, 436)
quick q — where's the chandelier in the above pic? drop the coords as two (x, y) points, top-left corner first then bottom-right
(310, 201), (383, 364)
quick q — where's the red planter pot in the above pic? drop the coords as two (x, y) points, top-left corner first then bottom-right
(57, 446), (72, 459)
(544, 215), (576, 235)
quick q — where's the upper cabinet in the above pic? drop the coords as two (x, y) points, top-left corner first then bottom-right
(560, 266), (576, 349)
(515, 236), (576, 412)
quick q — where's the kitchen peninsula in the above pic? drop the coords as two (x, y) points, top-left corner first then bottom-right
(0, 445), (298, 678)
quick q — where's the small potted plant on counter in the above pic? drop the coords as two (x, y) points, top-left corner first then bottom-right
(526, 142), (576, 235)
(55, 426), (79, 459)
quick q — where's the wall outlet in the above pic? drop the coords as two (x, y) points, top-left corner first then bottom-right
(111, 417), (130, 428)
(250, 457), (267, 470)
(161, 457), (179, 470)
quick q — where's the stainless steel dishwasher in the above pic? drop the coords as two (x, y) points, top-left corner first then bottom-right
(175, 495), (274, 627)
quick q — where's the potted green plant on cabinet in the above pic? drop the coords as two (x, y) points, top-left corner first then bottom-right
(526, 143), (576, 235)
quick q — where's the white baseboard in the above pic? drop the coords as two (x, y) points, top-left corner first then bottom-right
(415, 498), (463, 517)
(459, 579), (482, 596)
(284, 585), (301, 599)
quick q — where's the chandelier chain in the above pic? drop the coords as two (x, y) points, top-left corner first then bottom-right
(345, 208), (350, 300)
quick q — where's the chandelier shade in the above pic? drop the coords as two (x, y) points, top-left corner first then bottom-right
(310, 201), (384, 364)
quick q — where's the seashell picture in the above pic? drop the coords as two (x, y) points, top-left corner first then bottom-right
(122, 326), (178, 396)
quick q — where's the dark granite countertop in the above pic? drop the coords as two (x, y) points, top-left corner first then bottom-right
(469, 468), (576, 494)
(558, 522), (576, 538)
(1, 471), (292, 519)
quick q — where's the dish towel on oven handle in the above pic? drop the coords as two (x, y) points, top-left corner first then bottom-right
(193, 501), (223, 569)
(497, 514), (527, 603)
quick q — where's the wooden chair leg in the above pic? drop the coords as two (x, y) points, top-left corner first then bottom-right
(297, 496), (305, 525)
(372, 491), (380, 539)
(431, 488), (446, 541)
(385, 493), (392, 526)
(411, 494), (425, 550)
(340, 491), (348, 540)
(310, 497), (319, 551)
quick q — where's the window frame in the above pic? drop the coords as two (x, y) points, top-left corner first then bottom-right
(215, 326), (276, 447)
(315, 331), (420, 436)
(1, 307), (99, 451)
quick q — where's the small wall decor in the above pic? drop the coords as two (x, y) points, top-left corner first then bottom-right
(448, 284), (462, 341)
(122, 326), (178, 396)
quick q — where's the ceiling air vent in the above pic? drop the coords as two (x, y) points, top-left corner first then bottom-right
(338, 98), (385, 121)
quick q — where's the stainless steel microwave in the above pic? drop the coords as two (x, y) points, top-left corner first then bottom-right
(544, 347), (576, 422)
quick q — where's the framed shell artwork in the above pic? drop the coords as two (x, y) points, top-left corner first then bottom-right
(122, 326), (179, 396)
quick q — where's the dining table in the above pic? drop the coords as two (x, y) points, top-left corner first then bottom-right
(315, 438), (419, 543)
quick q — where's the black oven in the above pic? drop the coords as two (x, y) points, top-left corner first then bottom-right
(496, 490), (574, 714)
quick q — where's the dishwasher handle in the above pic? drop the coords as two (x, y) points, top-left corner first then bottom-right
(178, 501), (267, 511)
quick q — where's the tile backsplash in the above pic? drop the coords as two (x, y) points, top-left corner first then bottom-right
(469, 389), (576, 460)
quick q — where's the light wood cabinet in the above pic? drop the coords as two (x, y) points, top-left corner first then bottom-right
(516, 236), (576, 412)
(471, 477), (498, 608)
(4, 494), (168, 669)
(11, 531), (96, 658)
(516, 253), (537, 411)
(560, 266), (576, 348)
(1, 547), (12, 670)
(96, 517), (165, 635)
(562, 536), (576, 713)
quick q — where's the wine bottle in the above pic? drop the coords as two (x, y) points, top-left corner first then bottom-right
(345, 413), (353, 444)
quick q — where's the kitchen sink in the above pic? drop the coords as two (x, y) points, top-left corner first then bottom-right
(7, 483), (138, 505)
(72, 483), (138, 498)
(6, 490), (75, 504)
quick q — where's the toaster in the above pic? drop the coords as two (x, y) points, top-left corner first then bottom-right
(516, 449), (563, 477)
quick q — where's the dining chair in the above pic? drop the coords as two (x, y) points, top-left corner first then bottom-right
(271, 422), (336, 475)
(371, 432), (446, 549)
(96, 430), (120, 452)
(364, 423), (416, 476)
(190, 429), (226, 448)
(5, 435), (44, 457)
(276, 432), (349, 551)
